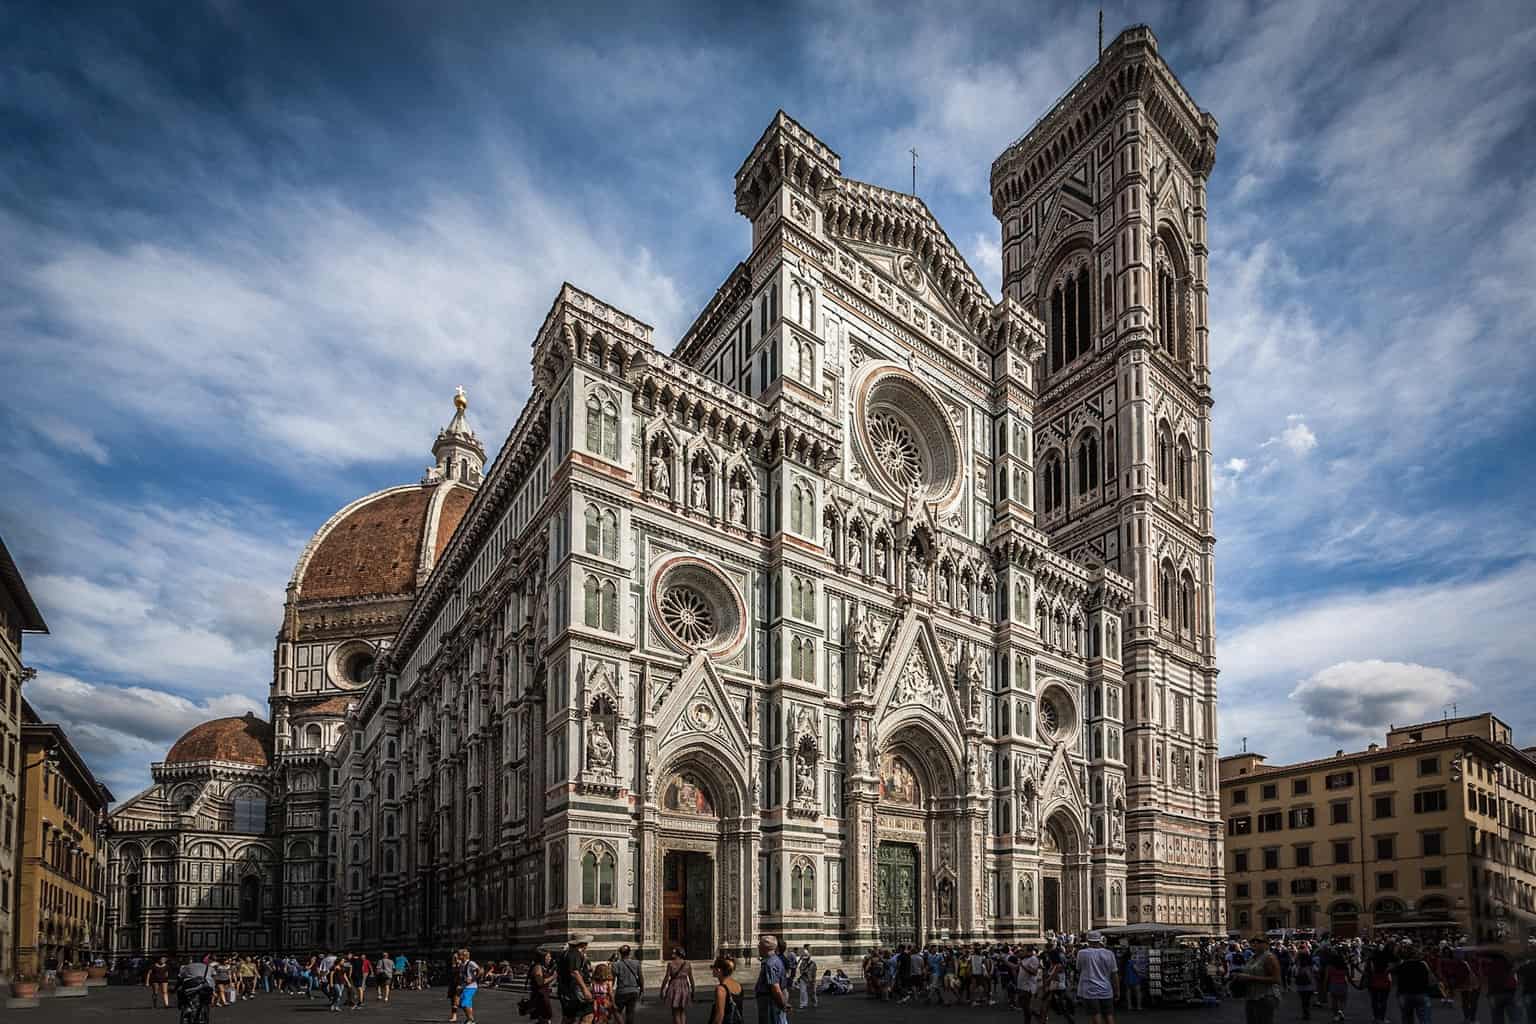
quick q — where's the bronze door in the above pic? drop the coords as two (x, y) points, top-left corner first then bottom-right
(1042, 877), (1061, 933)
(684, 854), (713, 958)
(876, 842), (919, 947)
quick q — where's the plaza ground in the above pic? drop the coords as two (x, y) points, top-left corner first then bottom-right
(16, 982), (1459, 1024)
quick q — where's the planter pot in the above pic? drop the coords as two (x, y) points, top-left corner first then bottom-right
(87, 966), (107, 980)
(60, 970), (88, 986)
(11, 981), (39, 998)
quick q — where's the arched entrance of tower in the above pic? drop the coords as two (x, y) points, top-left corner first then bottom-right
(1038, 809), (1089, 937)
(873, 722), (965, 946)
(646, 745), (750, 960)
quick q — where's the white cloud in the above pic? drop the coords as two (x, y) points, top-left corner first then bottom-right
(1261, 414), (1318, 456)
(1225, 458), (1249, 475)
(967, 232), (1002, 296)
(1287, 660), (1473, 743)
(33, 417), (110, 464)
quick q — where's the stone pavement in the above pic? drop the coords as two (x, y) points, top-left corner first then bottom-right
(12, 982), (1429, 1024)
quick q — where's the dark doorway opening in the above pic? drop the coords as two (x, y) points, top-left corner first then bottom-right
(662, 851), (713, 958)
(1042, 876), (1062, 934)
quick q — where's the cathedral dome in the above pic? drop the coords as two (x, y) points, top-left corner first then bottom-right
(165, 713), (273, 767)
(287, 390), (481, 605)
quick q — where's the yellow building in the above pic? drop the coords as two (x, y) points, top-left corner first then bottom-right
(1, 536), (48, 980)
(1220, 714), (1536, 943)
(15, 699), (112, 975)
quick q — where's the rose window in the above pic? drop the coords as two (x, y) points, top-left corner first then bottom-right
(852, 363), (964, 507)
(649, 554), (748, 659)
(869, 411), (922, 491)
(1039, 699), (1060, 739)
(660, 586), (716, 647)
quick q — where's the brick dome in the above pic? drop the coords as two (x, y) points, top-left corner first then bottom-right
(165, 713), (272, 767)
(289, 482), (474, 603)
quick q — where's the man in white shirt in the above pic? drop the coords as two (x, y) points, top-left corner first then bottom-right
(1016, 947), (1041, 1020)
(1075, 932), (1120, 1024)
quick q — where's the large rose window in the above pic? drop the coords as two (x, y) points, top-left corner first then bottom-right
(649, 554), (747, 659)
(853, 363), (964, 506)
(1037, 684), (1077, 744)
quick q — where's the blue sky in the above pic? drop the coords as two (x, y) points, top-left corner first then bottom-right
(3, 0), (1534, 798)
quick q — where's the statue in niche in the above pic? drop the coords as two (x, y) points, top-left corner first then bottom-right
(848, 535), (862, 571)
(730, 479), (747, 525)
(649, 452), (670, 494)
(851, 722), (867, 770)
(874, 543), (887, 577)
(795, 756), (816, 799)
(586, 720), (615, 771)
(691, 468), (707, 509)
(938, 573), (950, 602)
(853, 613), (880, 696)
(909, 553), (928, 593)
(823, 520), (835, 552)
(965, 651), (984, 722)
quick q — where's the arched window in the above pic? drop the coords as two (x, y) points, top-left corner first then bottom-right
(1076, 266), (1091, 360)
(583, 575), (601, 628)
(1094, 883), (1106, 916)
(585, 505), (619, 559)
(232, 795), (266, 833)
(1176, 437), (1193, 503)
(1041, 453), (1064, 513)
(1111, 882), (1123, 917)
(239, 876), (261, 922)
(1180, 574), (1197, 638)
(305, 724), (322, 749)
(125, 873), (142, 922)
(1159, 563), (1176, 629)
(601, 581), (618, 632)
(790, 865), (803, 909)
(1077, 433), (1099, 495)
(1049, 284), (1064, 373)
(1157, 423), (1173, 488)
(385, 775), (395, 800)
(585, 394), (620, 460)
(1103, 271), (1114, 321)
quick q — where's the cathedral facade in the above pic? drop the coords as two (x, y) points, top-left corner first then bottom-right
(108, 24), (1223, 960)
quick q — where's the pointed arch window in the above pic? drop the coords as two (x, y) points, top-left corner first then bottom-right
(1157, 423), (1174, 487)
(1176, 437), (1193, 503)
(1041, 453), (1064, 513)
(585, 504), (619, 559)
(585, 393), (620, 460)
(1180, 573), (1197, 639)
(1076, 433), (1099, 495)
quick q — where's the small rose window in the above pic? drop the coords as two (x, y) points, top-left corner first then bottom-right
(649, 554), (747, 659)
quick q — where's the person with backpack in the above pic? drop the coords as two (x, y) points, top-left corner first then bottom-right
(612, 945), (643, 1024)
(709, 956), (745, 1024)
(1390, 945), (1441, 1024)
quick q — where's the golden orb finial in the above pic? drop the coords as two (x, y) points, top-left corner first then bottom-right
(454, 385), (467, 412)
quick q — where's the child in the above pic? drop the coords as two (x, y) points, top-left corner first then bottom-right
(592, 961), (614, 1024)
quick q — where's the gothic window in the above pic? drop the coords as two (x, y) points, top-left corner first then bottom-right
(580, 847), (616, 907)
(796, 340), (816, 385)
(1103, 271), (1114, 321)
(1104, 426), (1117, 479)
(232, 795), (266, 833)
(1076, 432), (1099, 495)
(304, 724), (323, 749)
(791, 576), (816, 621)
(583, 576), (619, 632)
(1111, 881), (1123, 917)
(1041, 452), (1064, 513)
(1076, 266), (1091, 359)
(791, 637), (816, 683)
(1176, 436), (1193, 503)
(1157, 422), (1174, 487)
(584, 504), (619, 559)
(1049, 284), (1064, 372)
(1159, 561), (1176, 630)
(789, 479), (815, 536)
(549, 844), (565, 908)
(1180, 573), (1197, 639)
(584, 393), (620, 460)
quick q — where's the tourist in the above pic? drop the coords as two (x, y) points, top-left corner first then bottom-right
(1479, 949), (1519, 1024)
(559, 935), (596, 1024)
(755, 934), (790, 1024)
(1017, 945), (1041, 1019)
(1361, 946), (1395, 1024)
(797, 945), (819, 1009)
(591, 961), (614, 1024)
(146, 955), (172, 1008)
(1319, 946), (1352, 1022)
(1291, 948), (1316, 1020)
(529, 948), (556, 1024)
(1389, 945), (1439, 1024)
(613, 945), (643, 1024)
(1227, 935), (1281, 1024)
(709, 956), (745, 1024)
(1075, 932), (1119, 1024)
(451, 949), (481, 1024)
(328, 953), (350, 1012)
(661, 946), (695, 1024)
(376, 951), (394, 1003)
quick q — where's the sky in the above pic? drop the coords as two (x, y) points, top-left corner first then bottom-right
(2, 0), (1534, 799)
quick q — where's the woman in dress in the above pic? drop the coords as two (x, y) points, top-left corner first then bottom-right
(528, 949), (556, 1024)
(708, 957), (744, 1024)
(661, 948), (695, 1024)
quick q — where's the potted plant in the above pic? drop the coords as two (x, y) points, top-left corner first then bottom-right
(87, 963), (108, 981)
(10, 973), (40, 999)
(60, 964), (89, 986)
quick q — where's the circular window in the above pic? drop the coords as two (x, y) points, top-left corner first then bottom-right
(1037, 684), (1077, 744)
(649, 554), (747, 659)
(327, 640), (377, 689)
(853, 363), (964, 506)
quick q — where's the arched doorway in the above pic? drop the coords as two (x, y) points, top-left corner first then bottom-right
(871, 720), (965, 944)
(646, 745), (751, 961)
(1329, 900), (1360, 939)
(1039, 812), (1085, 935)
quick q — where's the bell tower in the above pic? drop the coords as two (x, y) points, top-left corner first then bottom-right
(990, 25), (1224, 930)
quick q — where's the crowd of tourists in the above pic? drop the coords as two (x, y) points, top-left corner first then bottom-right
(117, 929), (1536, 1024)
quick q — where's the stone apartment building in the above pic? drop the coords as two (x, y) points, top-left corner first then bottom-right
(1220, 713), (1536, 942)
(16, 699), (113, 974)
(0, 536), (48, 980)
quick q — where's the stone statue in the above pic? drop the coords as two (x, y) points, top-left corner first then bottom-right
(874, 544), (887, 577)
(586, 720), (614, 771)
(729, 480), (747, 525)
(909, 555), (928, 594)
(795, 757), (816, 799)
(649, 453), (670, 494)
(978, 587), (990, 618)
(824, 520), (835, 551)
(965, 651), (984, 722)
(1111, 803), (1125, 847)
(851, 724), (867, 770)
(938, 573), (950, 602)
(848, 535), (862, 570)
(690, 468), (707, 509)
(854, 614), (880, 695)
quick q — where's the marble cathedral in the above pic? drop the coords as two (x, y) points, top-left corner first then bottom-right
(107, 25), (1223, 959)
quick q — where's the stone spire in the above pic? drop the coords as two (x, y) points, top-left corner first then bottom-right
(428, 386), (487, 486)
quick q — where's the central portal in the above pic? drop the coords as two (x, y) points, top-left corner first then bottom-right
(876, 842), (920, 947)
(662, 851), (713, 958)
(1042, 877), (1061, 933)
